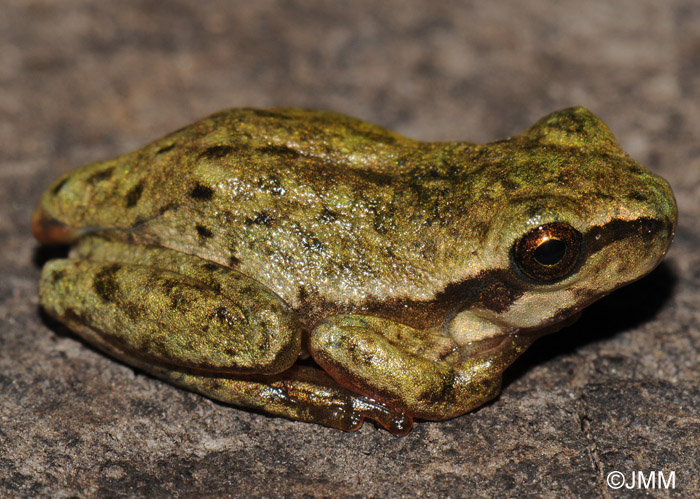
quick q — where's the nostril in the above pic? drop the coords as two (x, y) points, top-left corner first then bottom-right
(640, 218), (655, 236)
(634, 216), (676, 244)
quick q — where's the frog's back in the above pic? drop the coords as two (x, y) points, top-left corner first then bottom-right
(34, 108), (413, 234)
(34, 108), (464, 327)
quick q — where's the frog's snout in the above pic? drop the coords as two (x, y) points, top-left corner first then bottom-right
(647, 214), (676, 257)
(629, 173), (678, 262)
(652, 179), (678, 255)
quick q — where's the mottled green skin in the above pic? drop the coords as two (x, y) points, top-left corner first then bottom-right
(34, 107), (677, 433)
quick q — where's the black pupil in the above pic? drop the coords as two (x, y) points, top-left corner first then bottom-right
(533, 239), (567, 266)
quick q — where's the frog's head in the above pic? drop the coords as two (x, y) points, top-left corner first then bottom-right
(451, 107), (677, 342)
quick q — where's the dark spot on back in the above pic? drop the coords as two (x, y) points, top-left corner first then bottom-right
(160, 278), (179, 294)
(257, 175), (287, 196)
(319, 207), (339, 222)
(202, 262), (220, 272)
(303, 236), (323, 252)
(51, 178), (68, 195)
(156, 143), (176, 155)
(125, 181), (145, 208)
(249, 109), (290, 120)
(168, 288), (185, 309)
(628, 192), (648, 202)
(245, 212), (274, 227)
(190, 183), (215, 201)
(257, 145), (301, 158)
(196, 225), (213, 238)
(228, 255), (241, 268)
(87, 167), (115, 184)
(500, 178), (518, 190)
(93, 264), (122, 302)
(426, 167), (442, 179)
(199, 145), (236, 160)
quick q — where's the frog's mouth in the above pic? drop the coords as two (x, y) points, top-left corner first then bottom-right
(459, 310), (583, 359)
(519, 310), (583, 338)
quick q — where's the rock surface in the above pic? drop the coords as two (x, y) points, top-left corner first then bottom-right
(1, 1), (698, 496)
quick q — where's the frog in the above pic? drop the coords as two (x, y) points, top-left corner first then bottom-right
(33, 106), (677, 434)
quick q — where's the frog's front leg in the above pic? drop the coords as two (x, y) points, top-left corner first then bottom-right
(309, 315), (533, 420)
(39, 236), (411, 433)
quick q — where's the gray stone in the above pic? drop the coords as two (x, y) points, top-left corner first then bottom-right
(1, 0), (698, 496)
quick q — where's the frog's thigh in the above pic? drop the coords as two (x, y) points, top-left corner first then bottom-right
(39, 255), (301, 374)
(309, 315), (525, 420)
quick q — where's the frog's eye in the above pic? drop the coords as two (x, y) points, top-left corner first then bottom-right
(511, 223), (583, 283)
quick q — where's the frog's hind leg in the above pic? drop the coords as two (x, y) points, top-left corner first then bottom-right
(39, 235), (302, 375)
(52, 320), (411, 433)
(39, 236), (411, 433)
(309, 315), (533, 421)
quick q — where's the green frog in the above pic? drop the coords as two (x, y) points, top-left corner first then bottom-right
(33, 107), (677, 434)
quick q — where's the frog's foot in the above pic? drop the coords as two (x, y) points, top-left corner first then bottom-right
(155, 363), (413, 434)
(309, 315), (533, 421)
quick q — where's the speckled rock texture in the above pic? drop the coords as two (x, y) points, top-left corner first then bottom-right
(1, 1), (698, 497)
